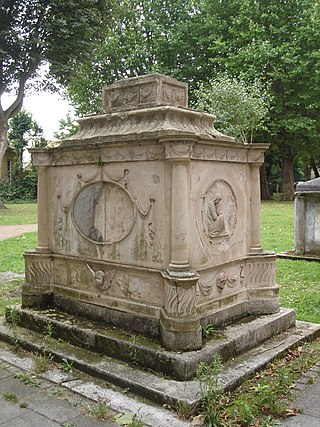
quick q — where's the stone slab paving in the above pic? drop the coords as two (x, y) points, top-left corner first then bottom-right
(279, 362), (320, 426)
(0, 343), (189, 427)
(0, 354), (119, 427)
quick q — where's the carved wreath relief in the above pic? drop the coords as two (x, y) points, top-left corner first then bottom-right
(201, 180), (238, 245)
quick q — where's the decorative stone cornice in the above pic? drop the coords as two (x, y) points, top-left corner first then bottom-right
(60, 106), (234, 146)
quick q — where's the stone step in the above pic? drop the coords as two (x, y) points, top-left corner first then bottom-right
(6, 306), (296, 380)
(0, 316), (320, 408)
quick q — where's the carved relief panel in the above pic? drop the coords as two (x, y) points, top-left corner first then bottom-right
(50, 161), (163, 267)
(25, 257), (53, 285)
(197, 264), (245, 303)
(247, 257), (276, 288)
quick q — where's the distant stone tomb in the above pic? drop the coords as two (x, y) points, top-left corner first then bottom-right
(294, 178), (320, 256)
(23, 74), (280, 352)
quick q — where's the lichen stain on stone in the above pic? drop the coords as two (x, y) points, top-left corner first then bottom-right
(134, 227), (148, 261)
(109, 243), (117, 260)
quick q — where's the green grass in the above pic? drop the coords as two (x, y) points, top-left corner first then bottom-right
(0, 233), (37, 273)
(261, 200), (294, 252)
(261, 199), (320, 324)
(0, 203), (37, 225)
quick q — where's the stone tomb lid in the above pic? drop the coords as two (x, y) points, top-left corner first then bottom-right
(102, 73), (188, 113)
(295, 177), (320, 193)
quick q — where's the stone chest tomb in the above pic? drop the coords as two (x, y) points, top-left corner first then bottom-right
(23, 74), (281, 352)
(294, 178), (320, 256)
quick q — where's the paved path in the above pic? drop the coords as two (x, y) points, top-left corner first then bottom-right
(0, 224), (37, 241)
(279, 363), (320, 426)
(0, 350), (117, 427)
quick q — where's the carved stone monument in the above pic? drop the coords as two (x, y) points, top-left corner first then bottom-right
(23, 74), (280, 352)
(294, 178), (320, 256)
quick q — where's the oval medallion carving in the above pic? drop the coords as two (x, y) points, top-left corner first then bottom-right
(73, 181), (136, 244)
(201, 179), (238, 244)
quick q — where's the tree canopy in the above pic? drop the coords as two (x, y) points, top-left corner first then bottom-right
(67, 0), (319, 200)
(194, 74), (271, 144)
(8, 109), (45, 165)
(0, 0), (113, 184)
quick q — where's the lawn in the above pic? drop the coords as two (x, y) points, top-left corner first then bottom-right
(0, 202), (37, 225)
(261, 199), (320, 324)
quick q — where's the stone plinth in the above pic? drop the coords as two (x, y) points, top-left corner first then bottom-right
(24, 74), (279, 351)
(294, 178), (320, 255)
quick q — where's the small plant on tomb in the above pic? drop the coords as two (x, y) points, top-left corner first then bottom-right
(202, 324), (215, 338)
(129, 335), (140, 366)
(60, 358), (74, 373)
(176, 400), (198, 420)
(43, 322), (54, 339)
(35, 350), (54, 373)
(113, 413), (143, 426)
(6, 305), (21, 347)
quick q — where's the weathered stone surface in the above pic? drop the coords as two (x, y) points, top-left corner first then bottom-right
(294, 178), (320, 256)
(25, 74), (281, 352)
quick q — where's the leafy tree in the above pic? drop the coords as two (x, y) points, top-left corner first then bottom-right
(0, 0), (113, 196)
(198, 0), (320, 200)
(66, 0), (319, 200)
(8, 109), (44, 165)
(53, 113), (79, 140)
(194, 74), (271, 144)
(68, 0), (197, 115)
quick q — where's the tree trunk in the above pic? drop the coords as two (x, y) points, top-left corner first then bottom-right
(260, 163), (272, 200)
(0, 117), (9, 209)
(281, 155), (295, 201)
(311, 157), (319, 178)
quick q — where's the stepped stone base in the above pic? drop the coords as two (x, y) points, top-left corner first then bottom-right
(1, 308), (320, 407)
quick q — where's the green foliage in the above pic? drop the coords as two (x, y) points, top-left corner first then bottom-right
(0, 0), (113, 93)
(88, 400), (110, 420)
(195, 74), (271, 143)
(202, 324), (215, 338)
(8, 109), (45, 163)
(66, 0), (319, 199)
(0, 279), (22, 317)
(129, 335), (140, 366)
(35, 351), (54, 373)
(43, 322), (54, 339)
(68, 0), (196, 114)
(0, 167), (38, 202)
(113, 413), (143, 426)
(14, 371), (39, 387)
(53, 113), (79, 140)
(60, 358), (74, 373)
(2, 392), (18, 403)
(0, 0), (113, 179)
(6, 305), (21, 347)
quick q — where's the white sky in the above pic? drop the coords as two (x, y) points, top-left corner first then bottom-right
(3, 91), (74, 141)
